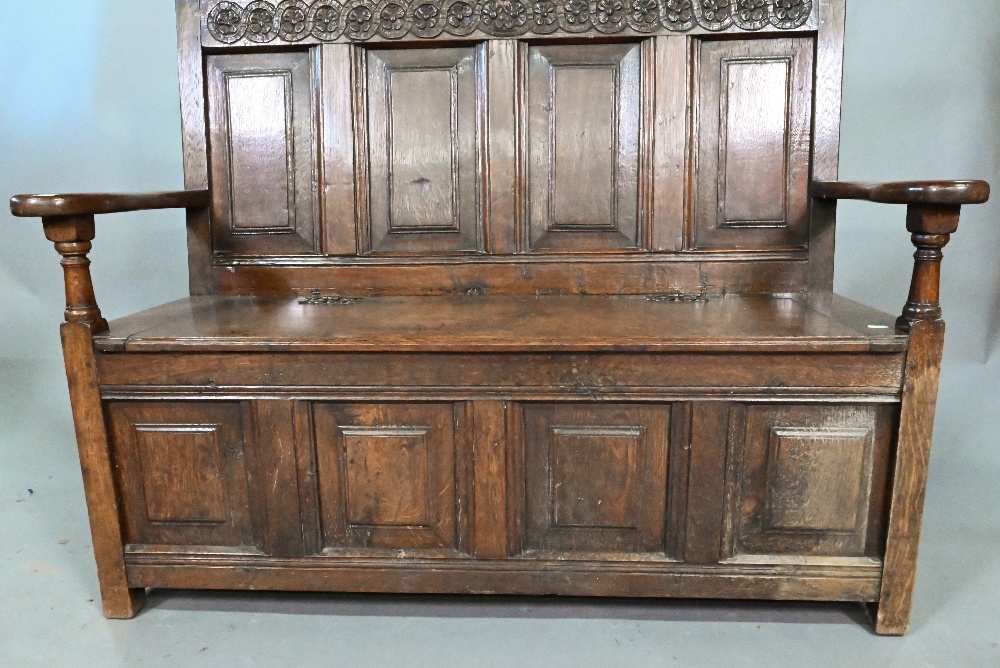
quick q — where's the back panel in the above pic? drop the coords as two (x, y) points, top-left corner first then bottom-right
(178, 0), (846, 296)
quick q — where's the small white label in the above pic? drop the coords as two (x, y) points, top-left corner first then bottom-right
(868, 325), (891, 329)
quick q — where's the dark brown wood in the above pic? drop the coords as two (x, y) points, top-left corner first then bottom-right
(693, 37), (814, 251)
(11, 0), (994, 634)
(319, 44), (358, 256)
(88, 294), (909, 354)
(525, 42), (647, 252)
(872, 319), (945, 635)
(364, 46), (484, 255)
(896, 204), (963, 331)
(202, 0), (821, 47)
(807, 0), (847, 295)
(177, 0), (214, 294)
(723, 404), (888, 560)
(126, 557), (881, 603)
(683, 403), (729, 564)
(107, 401), (257, 550)
(10, 190), (209, 217)
(94, 349), (905, 397)
(248, 400), (307, 557)
(207, 52), (318, 255)
(62, 322), (144, 618)
(310, 402), (463, 554)
(519, 404), (672, 558)
(812, 180), (990, 206)
(40, 215), (107, 331)
(472, 401), (509, 559)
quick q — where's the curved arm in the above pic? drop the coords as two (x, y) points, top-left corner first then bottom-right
(814, 179), (991, 332)
(10, 189), (209, 333)
(812, 180), (989, 206)
(10, 189), (209, 218)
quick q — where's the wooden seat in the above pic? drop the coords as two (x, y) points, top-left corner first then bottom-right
(94, 294), (904, 353)
(9, 0), (990, 635)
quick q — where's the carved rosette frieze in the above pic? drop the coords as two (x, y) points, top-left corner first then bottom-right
(206, 0), (812, 42)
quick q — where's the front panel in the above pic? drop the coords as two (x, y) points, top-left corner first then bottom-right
(309, 402), (465, 554)
(723, 403), (893, 560)
(107, 401), (258, 551)
(525, 43), (647, 252)
(693, 37), (814, 251)
(513, 403), (678, 559)
(207, 52), (318, 255)
(364, 47), (485, 254)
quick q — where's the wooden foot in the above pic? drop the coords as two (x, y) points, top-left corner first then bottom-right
(101, 587), (145, 619)
(866, 602), (907, 636)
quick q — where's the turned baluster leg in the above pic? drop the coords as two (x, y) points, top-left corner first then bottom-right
(43, 215), (143, 618)
(874, 204), (960, 635)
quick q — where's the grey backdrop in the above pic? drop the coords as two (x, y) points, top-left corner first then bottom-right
(1, 1), (998, 666)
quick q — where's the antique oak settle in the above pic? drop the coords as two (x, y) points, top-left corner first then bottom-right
(10, 0), (991, 634)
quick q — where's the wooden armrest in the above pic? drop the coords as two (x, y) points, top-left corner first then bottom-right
(10, 189), (208, 334)
(812, 180), (990, 206)
(10, 190), (209, 218)
(814, 179), (992, 332)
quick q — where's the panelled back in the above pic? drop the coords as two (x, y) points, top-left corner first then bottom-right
(182, 0), (844, 296)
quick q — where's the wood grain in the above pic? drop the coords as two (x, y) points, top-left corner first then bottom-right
(365, 46), (484, 255)
(62, 322), (144, 618)
(207, 52), (318, 255)
(694, 38), (814, 251)
(89, 294), (908, 354)
(873, 319), (945, 635)
(651, 35), (689, 252)
(176, 0), (214, 294)
(525, 43), (644, 252)
(18, 0), (993, 635)
(319, 44), (358, 256)
(472, 401), (508, 559)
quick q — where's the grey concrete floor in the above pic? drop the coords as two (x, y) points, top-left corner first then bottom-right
(1, 356), (997, 667)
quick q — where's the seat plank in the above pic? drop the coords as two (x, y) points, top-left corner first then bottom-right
(94, 294), (905, 354)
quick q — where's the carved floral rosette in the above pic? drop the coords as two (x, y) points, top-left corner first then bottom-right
(207, 0), (812, 43)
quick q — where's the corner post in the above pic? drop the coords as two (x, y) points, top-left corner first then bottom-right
(875, 204), (960, 635)
(42, 214), (143, 618)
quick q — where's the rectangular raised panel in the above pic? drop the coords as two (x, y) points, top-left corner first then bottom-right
(724, 404), (892, 559)
(551, 67), (617, 228)
(766, 428), (869, 533)
(526, 43), (645, 252)
(365, 47), (483, 254)
(694, 38), (813, 250)
(721, 60), (789, 225)
(208, 52), (317, 255)
(343, 428), (431, 527)
(311, 403), (462, 553)
(550, 427), (640, 529)
(388, 70), (457, 231)
(135, 426), (228, 524)
(519, 404), (672, 557)
(107, 402), (256, 549)
(226, 74), (293, 231)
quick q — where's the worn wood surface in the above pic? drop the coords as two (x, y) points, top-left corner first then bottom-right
(873, 320), (944, 635)
(91, 294), (906, 354)
(62, 322), (144, 618)
(95, 350), (906, 399)
(11, 0), (995, 635)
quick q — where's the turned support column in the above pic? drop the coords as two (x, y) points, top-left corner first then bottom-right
(896, 204), (961, 332)
(41, 214), (108, 332)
